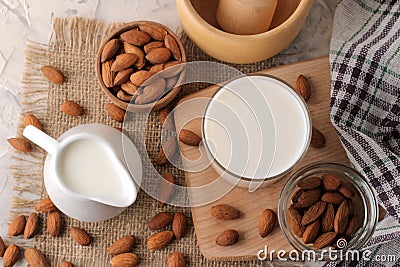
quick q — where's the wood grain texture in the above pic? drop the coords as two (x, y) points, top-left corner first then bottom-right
(174, 57), (350, 260)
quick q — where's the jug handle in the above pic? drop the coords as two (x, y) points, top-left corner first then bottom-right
(23, 125), (60, 156)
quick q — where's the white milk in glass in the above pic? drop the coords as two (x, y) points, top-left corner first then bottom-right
(203, 75), (310, 182)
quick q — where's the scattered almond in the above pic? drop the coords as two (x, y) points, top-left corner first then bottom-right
(60, 261), (74, 267)
(70, 227), (91, 246)
(258, 209), (277, 238)
(322, 174), (341, 191)
(101, 39), (121, 62)
(179, 129), (201, 146)
(61, 100), (84, 116)
(146, 231), (174, 250)
(41, 66), (64, 85)
(155, 137), (177, 165)
(0, 236), (5, 257)
(321, 192), (345, 205)
(120, 29), (151, 46)
(144, 41), (164, 54)
(24, 247), (48, 267)
(167, 252), (185, 267)
(158, 173), (176, 207)
(295, 75), (311, 101)
(24, 114), (43, 131)
(146, 48), (171, 64)
(24, 212), (39, 239)
(8, 215), (26, 236)
(105, 103), (125, 122)
(110, 253), (139, 267)
(334, 200), (350, 234)
(148, 212), (173, 230)
(301, 201), (326, 225)
(3, 244), (20, 267)
(311, 127), (325, 148)
(35, 197), (57, 213)
(158, 109), (175, 131)
(303, 220), (320, 244)
(107, 235), (136, 255)
(216, 230), (239, 246)
(298, 177), (321, 190)
(287, 207), (305, 237)
(172, 213), (187, 239)
(313, 232), (337, 249)
(321, 203), (334, 233)
(210, 204), (240, 220)
(139, 24), (167, 41)
(7, 138), (32, 152)
(111, 53), (138, 72)
(47, 211), (62, 237)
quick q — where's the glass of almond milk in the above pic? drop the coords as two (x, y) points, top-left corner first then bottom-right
(202, 74), (311, 191)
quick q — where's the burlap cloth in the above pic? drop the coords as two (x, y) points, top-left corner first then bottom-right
(8, 17), (297, 266)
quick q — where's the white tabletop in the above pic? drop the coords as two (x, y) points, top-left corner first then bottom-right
(0, 0), (336, 265)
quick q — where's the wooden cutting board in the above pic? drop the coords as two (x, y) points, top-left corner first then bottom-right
(173, 57), (350, 261)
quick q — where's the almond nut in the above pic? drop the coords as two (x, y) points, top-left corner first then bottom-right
(146, 231), (174, 250)
(47, 211), (62, 237)
(102, 60), (115, 88)
(107, 235), (136, 255)
(148, 212), (173, 230)
(291, 189), (303, 203)
(179, 129), (201, 146)
(321, 203), (334, 233)
(258, 209), (277, 238)
(7, 138), (32, 152)
(172, 213), (187, 239)
(164, 35), (181, 61)
(146, 48), (171, 64)
(158, 173), (176, 207)
(8, 215), (26, 236)
(144, 41), (164, 54)
(70, 227), (91, 246)
(121, 81), (138, 95)
(313, 232), (337, 249)
(338, 185), (355, 198)
(288, 207), (305, 237)
(298, 177), (322, 190)
(322, 174), (341, 191)
(24, 212), (39, 239)
(111, 53), (138, 72)
(139, 24), (167, 41)
(105, 103), (125, 122)
(60, 261), (74, 267)
(297, 189), (322, 208)
(41, 66), (64, 85)
(167, 252), (185, 267)
(24, 247), (48, 267)
(321, 192), (345, 205)
(123, 42), (146, 69)
(210, 204), (240, 220)
(149, 63), (164, 74)
(24, 114), (43, 131)
(35, 197), (57, 213)
(216, 230), (239, 246)
(295, 75), (311, 101)
(117, 90), (134, 102)
(158, 109), (175, 131)
(101, 39), (121, 62)
(135, 79), (166, 105)
(301, 201), (326, 225)
(334, 200), (350, 234)
(110, 253), (139, 267)
(155, 137), (177, 165)
(130, 70), (151, 86)
(120, 29), (151, 46)
(303, 220), (320, 244)
(114, 68), (134, 86)
(3, 244), (20, 267)
(311, 127), (325, 148)
(61, 100), (85, 116)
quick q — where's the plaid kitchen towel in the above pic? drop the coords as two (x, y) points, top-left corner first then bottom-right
(328, 0), (400, 266)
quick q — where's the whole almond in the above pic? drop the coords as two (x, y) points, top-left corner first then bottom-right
(0, 236), (5, 257)
(24, 248), (48, 267)
(35, 197), (57, 213)
(295, 75), (311, 101)
(313, 232), (337, 249)
(287, 207), (305, 237)
(210, 204), (240, 220)
(135, 79), (166, 105)
(123, 42), (146, 69)
(172, 213), (187, 239)
(146, 231), (174, 250)
(130, 70), (151, 86)
(8, 215), (26, 236)
(70, 227), (91, 246)
(321, 203), (334, 233)
(298, 177), (322, 190)
(311, 127), (325, 148)
(111, 53), (138, 72)
(164, 35), (181, 61)
(303, 220), (320, 244)
(291, 189), (303, 203)
(322, 174), (341, 191)
(24, 114), (43, 131)
(121, 81), (138, 95)
(179, 129), (201, 146)
(216, 230), (239, 246)
(114, 68), (134, 86)
(121, 29), (151, 46)
(297, 189), (322, 208)
(117, 90), (134, 102)
(60, 261), (74, 267)
(301, 201), (326, 225)
(148, 212), (173, 230)
(107, 235), (136, 255)
(158, 173), (176, 207)
(24, 212), (39, 239)
(47, 211), (62, 237)
(7, 138), (32, 152)
(110, 253), (139, 267)
(102, 60), (115, 88)
(321, 192), (345, 205)
(3, 244), (20, 267)
(345, 216), (357, 237)
(144, 41), (164, 54)
(139, 24), (167, 41)
(156, 137), (177, 165)
(334, 200), (350, 234)
(158, 109), (175, 131)
(338, 185), (355, 198)
(168, 252), (185, 267)
(150, 63), (165, 74)
(41, 66), (64, 85)
(378, 204), (387, 222)
(258, 209), (277, 238)
(101, 39), (121, 62)
(146, 48), (171, 64)
(61, 100), (84, 116)
(105, 103), (125, 122)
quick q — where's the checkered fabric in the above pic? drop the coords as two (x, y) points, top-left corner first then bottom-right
(326, 0), (400, 266)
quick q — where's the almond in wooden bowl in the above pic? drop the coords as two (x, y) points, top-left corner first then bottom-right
(96, 21), (186, 113)
(278, 162), (378, 260)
